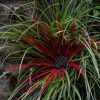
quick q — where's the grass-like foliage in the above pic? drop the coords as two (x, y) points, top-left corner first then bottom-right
(0, 0), (100, 100)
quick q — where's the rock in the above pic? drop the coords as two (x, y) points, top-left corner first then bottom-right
(0, 76), (10, 100)
(0, 0), (36, 23)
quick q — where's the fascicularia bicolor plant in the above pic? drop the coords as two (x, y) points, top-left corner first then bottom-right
(0, 0), (99, 100)
(5, 16), (100, 100)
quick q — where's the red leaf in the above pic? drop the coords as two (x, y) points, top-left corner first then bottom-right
(68, 41), (100, 57)
(40, 73), (51, 81)
(8, 63), (34, 72)
(90, 41), (100, 45)
(40, 32), (49, 41)
(54, 74), (57, 80)
(8, 60), (54, 72)
(50, 40), (62, 55)
(72, 23), (76, 35)
(61, 68), (65, 79)
(40, 69), (57, 81)
(31, 70), (53, 81)
(54, 70), (59, 80)
(21, 65), (54, 84)
(65, 41), (72, 55)
(54, 70), (60, 80)
(25, 83), (38, 94)
(68, 45), (84, 57)
(32, 61), (54, 66)
(33, 39), (55, 59)
(40, 74), (53, 94)
(21, 35), (35, 45)
(32, 19), (52, 35)
(68, 62), (84, 77)
(57, 70), (60, 77)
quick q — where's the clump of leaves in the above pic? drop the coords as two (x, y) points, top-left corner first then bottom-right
(4, 17), (99, 100)
(0, 0), (100, 100)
